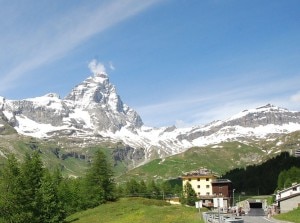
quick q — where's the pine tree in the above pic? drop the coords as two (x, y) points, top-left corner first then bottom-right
(58, 177), (84, 214)
(0, 155), (24, 223)
(161, 181), (173, 199)
(125, 178), (140, 196)
(38, 171), (65, 223)
(147, 180), (160, 199)
(19, 152), (44, 223)
(139, 180), (148, 197)
(84, 150), (116, 207)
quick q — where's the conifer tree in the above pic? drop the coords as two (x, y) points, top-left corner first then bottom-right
(38, 171), (65, 223)
(58, 177), (84, 214)
(84, 150), (116, 207)
(0, 155), (24, 223)
(147, 180), (160, 199)
(125, 178), (140, 196)
(139, 180), (148, 197)
(19, 152), (44, 223)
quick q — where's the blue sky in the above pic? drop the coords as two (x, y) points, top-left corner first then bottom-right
(1, 0), (300, 127)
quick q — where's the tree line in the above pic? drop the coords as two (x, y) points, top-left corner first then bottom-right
(222, 152), (300, 195)
(0, 150), (184, 223)
(116, 178), (182, 200)
(277, 166), (300, 190)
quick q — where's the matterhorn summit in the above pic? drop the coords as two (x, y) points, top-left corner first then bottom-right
(0, 60), (143, 137)
(64, 60), (143, 133)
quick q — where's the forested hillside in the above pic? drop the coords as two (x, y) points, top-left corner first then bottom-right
(223, 152), (300, 195)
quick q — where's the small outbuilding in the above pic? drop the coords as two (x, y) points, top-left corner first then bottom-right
(275, 183), (300, 213)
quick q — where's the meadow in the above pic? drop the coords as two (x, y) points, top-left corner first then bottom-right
(66, 197), (204, 223)
(273, 208), (300, 223)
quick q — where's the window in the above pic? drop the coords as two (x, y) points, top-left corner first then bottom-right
(188, 178), (191, 181)
(197, 178), (200, 181)
(206, 192), (210, 195)
(197, 185), (200, 188)
(206, 185), (210, 188)
(206, 178), (209, 181)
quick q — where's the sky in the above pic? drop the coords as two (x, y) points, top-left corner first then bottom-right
(1, 0), (300, 127)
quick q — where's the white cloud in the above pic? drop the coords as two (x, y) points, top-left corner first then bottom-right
(175, 120), (190, 128)
(88, 60), (106, 75)
(136, 73), (300, 127)
(109, 61), (116, 71)
(290, 91), (300, 102)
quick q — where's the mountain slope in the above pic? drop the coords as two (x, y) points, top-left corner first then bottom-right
(121, 131), (300, 182)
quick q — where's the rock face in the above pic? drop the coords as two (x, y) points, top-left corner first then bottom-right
(64, 72), (143, 132)
(112, 145), (145, 168)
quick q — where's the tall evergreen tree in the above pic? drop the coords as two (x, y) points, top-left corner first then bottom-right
(38, 171), (65, 223)
(84, 150), (116, 207)
(19, 152), (44, 223)
(0, 155), (24, 223)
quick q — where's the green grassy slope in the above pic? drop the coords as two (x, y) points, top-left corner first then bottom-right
(274, 208), (300, 223)
(121, 142), (266, 181)
(1, 131), (300, 180)
(120, 131), (300, 181)
(66, 197), (204, 223)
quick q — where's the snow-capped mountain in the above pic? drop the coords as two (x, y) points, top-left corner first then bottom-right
(0, 70), (142, 138)
(1, 70), (300, 165)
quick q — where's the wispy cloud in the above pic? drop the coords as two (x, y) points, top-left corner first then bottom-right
(290, 91), (300, 102)
(109, 61), (116, 71)
(136, 72), (300, 127)
(0, 0), (161, 93)
(88, 60), (106, 75)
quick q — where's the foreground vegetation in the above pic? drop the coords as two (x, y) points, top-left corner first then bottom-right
(274, 208), (300, 223)
(66, 197), (204, 223)
(0, 150), (116, 223)
(0, 150), (186, 223)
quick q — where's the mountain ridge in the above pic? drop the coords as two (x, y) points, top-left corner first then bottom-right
(1, 71), (300, 168)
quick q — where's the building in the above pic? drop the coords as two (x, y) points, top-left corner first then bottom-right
(275, 183), (300, 213)
(182, 169), (233, 208)
(295, 149), (300, 158)
(212, 179), (233, 208)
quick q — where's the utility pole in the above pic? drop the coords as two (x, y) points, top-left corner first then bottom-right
(218, 186), (222, 223)
(218, 198), (221, 223)
(233, 189), (235, 207)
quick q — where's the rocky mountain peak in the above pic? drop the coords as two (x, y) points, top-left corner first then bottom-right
(0, 61), (143, 136)
(63, 64), (143, 131)
(65, 71), (126, 114)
